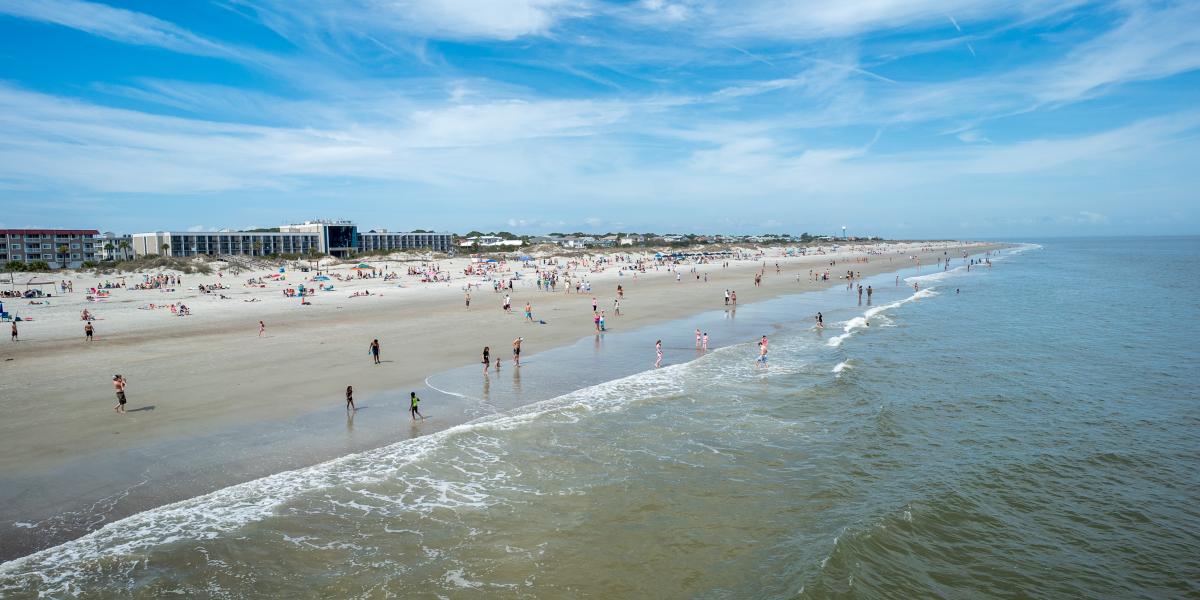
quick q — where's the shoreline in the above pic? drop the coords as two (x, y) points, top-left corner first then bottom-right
(0, 242), (1010, 561)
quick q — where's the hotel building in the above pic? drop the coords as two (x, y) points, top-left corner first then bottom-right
(131, 220), (453, 258)
(0, 229), (101, 268)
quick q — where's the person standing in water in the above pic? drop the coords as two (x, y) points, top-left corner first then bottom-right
(346, 385), (356, 411)
(409, 391), (422, 420)
(866, 285), (873, 303)
(655, 340), (663, 368)
(369, 339), (381, 364)
(512, 337), (523, 366)
(112, 374), (128, 414)
(482, 346), (490, 374)
(815, 312), (824, 329)
(695, 328), (702, 348)
(702, 332), (709, 351)
(758, 335), (769, 363)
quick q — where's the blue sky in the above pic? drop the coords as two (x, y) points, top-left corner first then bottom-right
(0, 0), (1197, 237)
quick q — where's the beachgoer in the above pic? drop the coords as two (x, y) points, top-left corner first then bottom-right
(482, 346), (490, 374)
(695, 328), (701, 348)
(758, 335), (768, 363)
(513, 337), (523, 366)
(112, 374), (127, 414)
(370, 339), (381, 364)
(592, 297), (597, 312)
(495, 357), (501, 372)
(525, 302), (534, 322)
(465, 292), (471, 309)
(410, 392), (422, 420)
(655, 340), (663, 368)
(346, 386), (355, 411)
(84, 322), (93, 342)
(11, 321), (17, 342)
(816, 312), (824, 329)
(702, 332), (709, 351)
(259, 320), (265, 338)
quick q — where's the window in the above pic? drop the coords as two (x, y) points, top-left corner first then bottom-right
(42, 243), (50, 249)
(43, 254), (53, 260)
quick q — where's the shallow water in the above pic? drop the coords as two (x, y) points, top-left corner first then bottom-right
(2, 237), (1198, 598)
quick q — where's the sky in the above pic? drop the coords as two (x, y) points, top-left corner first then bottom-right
(0, 0), (1197, 238)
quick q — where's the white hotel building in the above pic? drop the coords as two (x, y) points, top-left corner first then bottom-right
(132, 220), (453, 258)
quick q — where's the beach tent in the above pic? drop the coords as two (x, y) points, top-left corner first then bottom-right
(518, 255), (533, 261)
(356, 263), (371, 269)
(313, 275), (330, 281)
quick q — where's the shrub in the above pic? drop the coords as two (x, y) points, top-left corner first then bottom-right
(4, 261), (26, 272)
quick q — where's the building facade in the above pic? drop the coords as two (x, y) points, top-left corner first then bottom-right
(360, 230), (454, 253)
(97, 232), (135, 261)
(279, 220), (359, 257)
(131, 221), (453, 258)
(0, 229), (100, 268)
(132, 231), (321, 258)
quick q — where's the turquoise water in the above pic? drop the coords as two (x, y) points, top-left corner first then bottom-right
(2, 237), (1198, 598)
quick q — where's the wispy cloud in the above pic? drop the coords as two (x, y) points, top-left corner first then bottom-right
(1, 0), (244, 58)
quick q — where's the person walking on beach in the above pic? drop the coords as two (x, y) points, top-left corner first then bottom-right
(465, 291), (471, 309)
(655, 340), (663, 368)
(258, 320), (265, 338)
(84, 322), (93, 342)
(503, 294), (511, 313)
(112, 374), (127, 414)
(613, 298), (620, 315)
(370, 339), (381, 364)
(524, 302), (534, 323)
(10, 321), (16, 342)
(409, 391), (423, 420)
(592, 297), (597, 312)
(599, 310), (606, 332)
(512, 337), (523, 366)
(346, 385), (356, 412)
(482, 346), (490, 374)
(724, 289), (730, 306)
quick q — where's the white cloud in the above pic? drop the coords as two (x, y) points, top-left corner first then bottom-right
(0, 0), (246, 59)
(239, 0), (587, 43)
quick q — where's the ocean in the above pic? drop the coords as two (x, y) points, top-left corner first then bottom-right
(2, 237), (1197, 598)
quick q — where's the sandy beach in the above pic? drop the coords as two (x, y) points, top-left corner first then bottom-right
(0, 241), (1003, 559)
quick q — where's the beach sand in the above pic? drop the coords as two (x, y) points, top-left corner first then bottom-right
(0, 241), (1004, 559)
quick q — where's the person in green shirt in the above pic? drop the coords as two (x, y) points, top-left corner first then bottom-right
(409, 391), (423, 420)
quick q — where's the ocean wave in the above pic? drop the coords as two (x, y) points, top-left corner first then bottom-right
(828, 289), (937, 348)
(0, 365), (691, 595)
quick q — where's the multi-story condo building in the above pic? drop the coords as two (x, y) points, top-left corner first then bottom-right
(359, 229), (454, 253)
(131, 231), (321, 258)
(96, 232), (135, 261)
(131, 221), (454, 258)
(0, 229), (100, 268)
